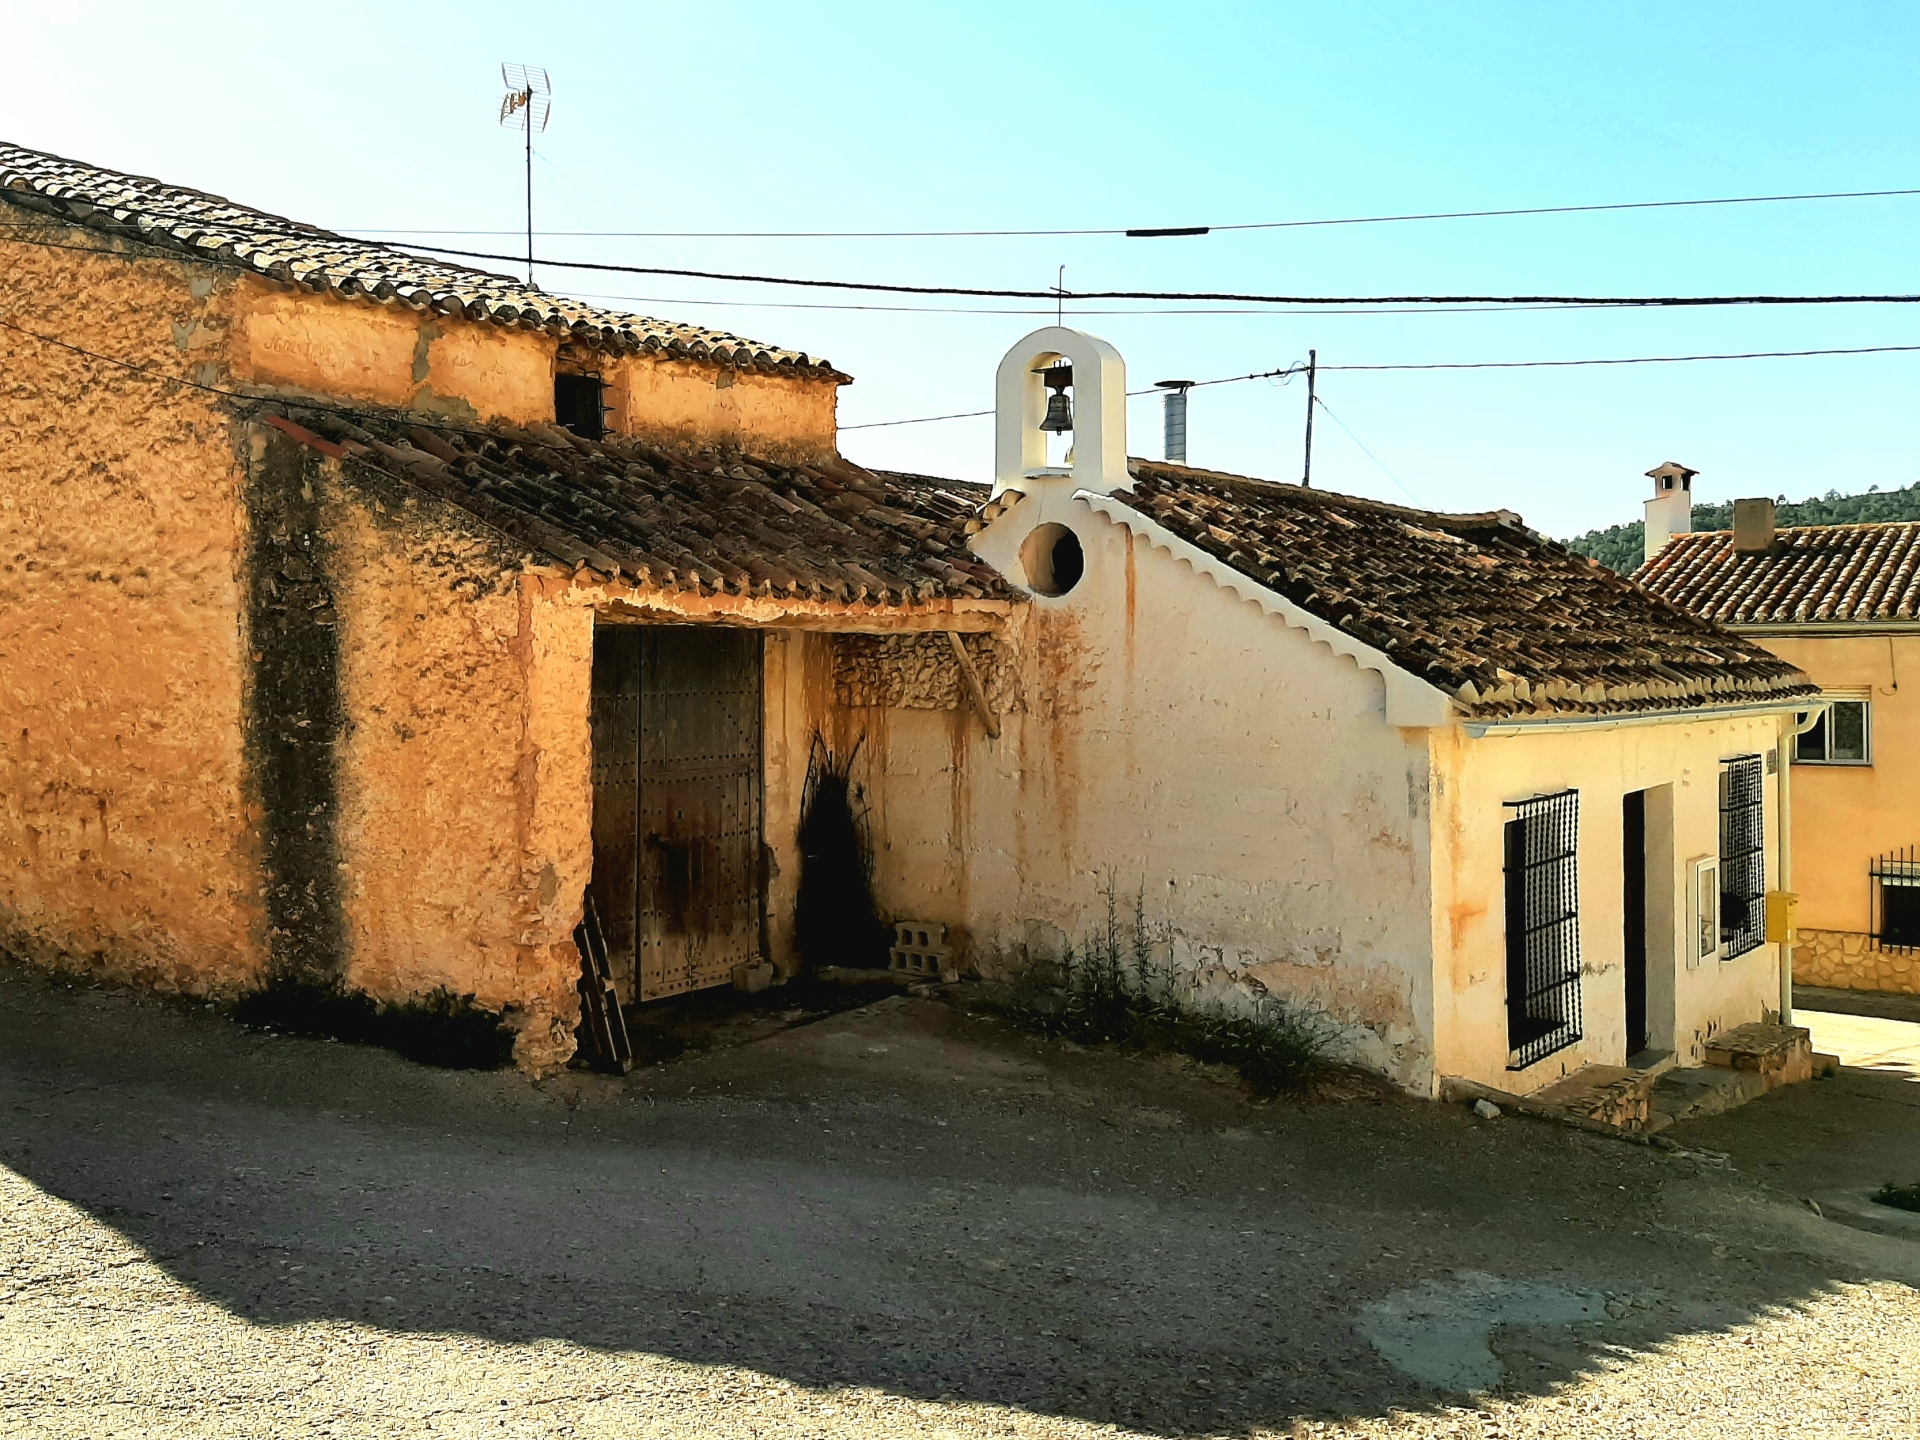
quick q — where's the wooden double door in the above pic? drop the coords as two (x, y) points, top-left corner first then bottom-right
(588, 625), (764, 1002)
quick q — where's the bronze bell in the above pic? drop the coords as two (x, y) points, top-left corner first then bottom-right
(1038, 366), (1074, 434)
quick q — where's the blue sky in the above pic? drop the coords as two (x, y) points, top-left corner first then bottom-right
(13, 1), (1920, 535)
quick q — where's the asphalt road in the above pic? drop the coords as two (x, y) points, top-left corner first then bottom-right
(1, 964), (1916, 1438)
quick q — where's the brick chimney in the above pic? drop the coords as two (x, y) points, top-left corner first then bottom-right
(1733, 497), (1777, 554)
(1644, 461), (1697, 565)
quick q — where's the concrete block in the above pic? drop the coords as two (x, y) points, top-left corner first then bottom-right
(732, 961), (776, 994)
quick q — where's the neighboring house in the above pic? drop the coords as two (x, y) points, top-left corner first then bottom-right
(1636, 486), (1920, 997)
(1, 142), (1818, 1100)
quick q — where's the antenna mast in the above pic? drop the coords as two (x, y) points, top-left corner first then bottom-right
(498, 64), (552, 286)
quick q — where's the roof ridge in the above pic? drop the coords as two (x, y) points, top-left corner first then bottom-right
(1126, 457), (1514, 527)
(0, 138), (847, 380)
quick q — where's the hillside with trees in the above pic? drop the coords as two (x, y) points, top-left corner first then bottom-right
(1565, 482), (1920, 574)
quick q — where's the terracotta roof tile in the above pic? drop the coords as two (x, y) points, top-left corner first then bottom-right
(260, 403), (1005, 607)
(0, 140), (845, 380)
(1119, 460), (1814, 719)
(1635, 523), (1920, 626)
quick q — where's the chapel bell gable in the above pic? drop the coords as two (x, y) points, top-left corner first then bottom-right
(993, 326), (1130, 498)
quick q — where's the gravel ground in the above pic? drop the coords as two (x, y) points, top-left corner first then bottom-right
(2, 964), (1917, 1438)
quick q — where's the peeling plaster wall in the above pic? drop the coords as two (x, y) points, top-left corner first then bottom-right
(848, 497), (1437, 1090)
(1428, 713), (1790, 1095)
(0, 229), (260, 992)
(323, 470), (593, 1068)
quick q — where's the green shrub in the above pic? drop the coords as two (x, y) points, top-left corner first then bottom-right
(998, 879), (1334, 1096)
(1871, 1181), (1920, 1214)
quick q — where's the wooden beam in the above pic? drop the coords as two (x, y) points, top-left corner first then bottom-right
(947, 630), (1001, 739)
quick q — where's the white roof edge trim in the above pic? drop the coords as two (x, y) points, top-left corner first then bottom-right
(1074, 489), (1455, 729)
(1462, 697), (1820, 739)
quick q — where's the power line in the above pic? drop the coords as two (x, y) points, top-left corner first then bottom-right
(840, 344), (1920, 429)
(369, 238), (1920, 308)
(321, 183), (1920, 239)
(7, 215), (1919, 312)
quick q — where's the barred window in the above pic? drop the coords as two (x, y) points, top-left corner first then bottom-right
(1872, 847), (1920, 952)
(1503, 790), (1583, 1069)
(1718, 755), (1765, 959)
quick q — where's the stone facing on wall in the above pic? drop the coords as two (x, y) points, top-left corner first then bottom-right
(1794, 927), (1919, 995)
(832, 632), (1022, 713)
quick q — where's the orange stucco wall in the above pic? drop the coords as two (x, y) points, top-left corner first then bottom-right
(229, 278), (841, 459)
(1748, 632), (1919, 932)
(0, 227), (261, 993)
(321, 476), (593, 1060)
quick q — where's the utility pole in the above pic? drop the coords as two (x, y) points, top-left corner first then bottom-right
(1301, 348), (1317, 487)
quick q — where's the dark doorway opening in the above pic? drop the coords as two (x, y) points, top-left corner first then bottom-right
(1622, 789), (1648, 1059)
(589, 625), (765, 1003)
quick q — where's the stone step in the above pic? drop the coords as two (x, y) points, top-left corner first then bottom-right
(1651, 1064), (1770, 1125)
(1532, 1064), (1660, 1130)
(1703, 1022), (1814, 1090)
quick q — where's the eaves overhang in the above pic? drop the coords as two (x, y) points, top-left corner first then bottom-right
(1460, 695), (1824, 740)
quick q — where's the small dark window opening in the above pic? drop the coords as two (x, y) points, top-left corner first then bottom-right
(1503, 789), (1583, 1069)
(555, 373), (607, 440)
(1872, 846), (1920, 951)
(1718, 755), (1765, 958)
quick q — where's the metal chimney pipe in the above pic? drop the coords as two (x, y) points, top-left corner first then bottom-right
(1156, 380), (1194, 463)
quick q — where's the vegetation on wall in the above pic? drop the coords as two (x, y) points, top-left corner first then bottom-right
(991, 878), (1334, 1096)
(1566, 481), (1920, 575)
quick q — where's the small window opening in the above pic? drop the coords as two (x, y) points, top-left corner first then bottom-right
(555, 373), (607, 440)
(1872, 847), (1920, 952)
(1503, 789), (1583, 1069)
(1794, 699), (1869, 764)
(1019, 523), (1084, 597)
(1718, 755), (1765, 959)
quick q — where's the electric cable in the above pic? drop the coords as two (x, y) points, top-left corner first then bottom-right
(319, 184), (1920, 239)
(839, 344), (1920, 428)
(7, 216), (1920, 311)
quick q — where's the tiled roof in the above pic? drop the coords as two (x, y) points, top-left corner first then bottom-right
(0, 140), (843, 379)
(258, 403), (1007, 606)
(1635, 523), (1920, 626)
(1109, 460), (1815, 718)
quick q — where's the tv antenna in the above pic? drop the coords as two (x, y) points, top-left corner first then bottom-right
(498, 63), (552, 285)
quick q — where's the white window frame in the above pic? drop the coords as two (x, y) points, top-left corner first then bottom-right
(1686, 855), (1721, 967)
(1794, 696), (1872, 766)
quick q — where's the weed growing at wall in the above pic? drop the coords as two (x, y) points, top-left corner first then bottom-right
(996, 878), (1334, 1097)
(1873, 1181), (1920, 1213)
(233, 979), (513, 1070)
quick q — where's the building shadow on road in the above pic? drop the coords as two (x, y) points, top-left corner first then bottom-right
(3, 965), (1916, 1436)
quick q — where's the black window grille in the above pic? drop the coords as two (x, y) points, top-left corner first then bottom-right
(1503, 790), (1583, 1069)
(1871, 846), (1920, 952)
(1718, 755), (1765, 959)
(555, 373), (607, 440)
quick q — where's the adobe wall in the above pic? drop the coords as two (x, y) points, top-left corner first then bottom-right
(846, 493), (1438, 1091)
(231, 278), (841, 462)
(0, 224), (262, 993)
(1740, 631), (1918, 935)
(317, 459), (593, 1069)
(1428, 712), (1790, 1095)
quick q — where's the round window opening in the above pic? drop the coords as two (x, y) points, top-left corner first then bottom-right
(1020, 523), (1085, 597)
